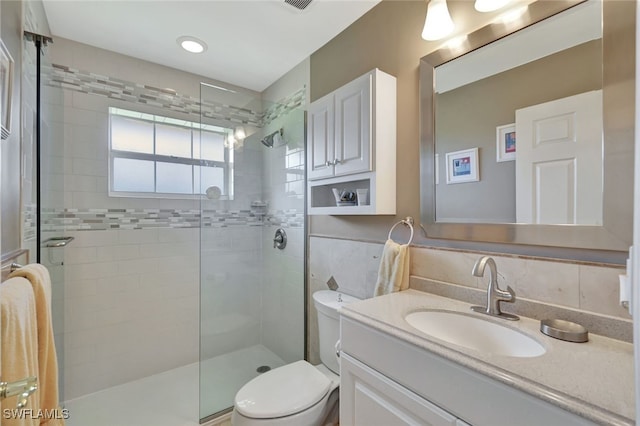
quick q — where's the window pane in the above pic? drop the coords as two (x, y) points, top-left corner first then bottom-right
(195, 165), (225, 194)
(111, 116), (154, 154)
(157, 162), (193, 194)
(156, 123), (192, 158)
(197, 131), (225, 161)
(113, 158), (155, 192)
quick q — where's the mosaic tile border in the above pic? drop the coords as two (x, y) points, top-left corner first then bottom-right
(41, 208), (304, 231)
(45, 64), (305, 128)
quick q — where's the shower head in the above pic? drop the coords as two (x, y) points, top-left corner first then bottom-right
(260, 129), (284, 148)
(261, 135), (274, 148)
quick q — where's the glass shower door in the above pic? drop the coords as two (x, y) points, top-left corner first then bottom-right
(198, 83), (306, 422)
(22, 30), (67, 402)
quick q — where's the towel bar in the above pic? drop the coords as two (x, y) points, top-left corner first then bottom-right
(388, 217), (414, 245)
(43, 236), (74, 248)
(0, 376), (38, 409)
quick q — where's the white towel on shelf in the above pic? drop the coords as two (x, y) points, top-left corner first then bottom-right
(373, 239), (410, 296)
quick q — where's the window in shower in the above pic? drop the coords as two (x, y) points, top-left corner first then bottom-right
(108, 107), (234, 199)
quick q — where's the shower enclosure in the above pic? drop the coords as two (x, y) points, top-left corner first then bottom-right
(22, 14), (306, 421)
(198, 83), (306, 421)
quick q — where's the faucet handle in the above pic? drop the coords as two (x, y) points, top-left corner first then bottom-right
(505, 285), (516, 302)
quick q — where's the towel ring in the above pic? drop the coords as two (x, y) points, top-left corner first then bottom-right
(388, 217), (414, 245)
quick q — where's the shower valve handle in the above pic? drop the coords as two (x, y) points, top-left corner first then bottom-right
(273, 228), (287, 250)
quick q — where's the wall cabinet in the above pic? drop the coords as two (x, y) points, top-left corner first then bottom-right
(340, 316), (596, 426)
(307, 69), (396, 215)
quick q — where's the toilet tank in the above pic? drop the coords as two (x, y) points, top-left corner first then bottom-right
(313, 290), (360, 374)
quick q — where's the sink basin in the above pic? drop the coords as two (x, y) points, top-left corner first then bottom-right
(405, 310), (546, 358)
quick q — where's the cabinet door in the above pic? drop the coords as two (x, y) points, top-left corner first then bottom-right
(307, 94), (335, 180)
(341, 353), (458, 426)
(334, 72), (371, 177)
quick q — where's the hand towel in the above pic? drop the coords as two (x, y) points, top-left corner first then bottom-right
(1, 277), (40, 426)
(373, 239), (410, 296)
(9, 264), (65, 425)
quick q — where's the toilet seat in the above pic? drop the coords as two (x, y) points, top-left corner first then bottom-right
(235, 360), (331, 419)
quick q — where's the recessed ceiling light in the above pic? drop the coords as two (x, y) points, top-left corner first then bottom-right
(177, 36), (207, 54)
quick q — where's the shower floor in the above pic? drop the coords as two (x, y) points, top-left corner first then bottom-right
(64, 345), (286, 426)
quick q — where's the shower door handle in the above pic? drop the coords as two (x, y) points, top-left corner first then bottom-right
(0, 376), (38, 409)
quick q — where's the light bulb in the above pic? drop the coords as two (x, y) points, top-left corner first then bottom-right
(177, 36), (208, 54)
(422, 0), (455, 41)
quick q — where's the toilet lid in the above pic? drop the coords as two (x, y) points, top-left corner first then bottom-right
(235, 360), (331, 419)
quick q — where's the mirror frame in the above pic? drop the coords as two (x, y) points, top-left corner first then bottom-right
(419, 0), (634, 252)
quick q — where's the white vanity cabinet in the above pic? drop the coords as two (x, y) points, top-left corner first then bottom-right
(341, 353), (458, 426)
(307, 69), (396, 215)
(339, 316), (597, 426)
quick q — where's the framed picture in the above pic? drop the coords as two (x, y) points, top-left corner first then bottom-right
(496, 123), (516, 162)
(445, 147), (479, 184)
(1, 39), (14, 140)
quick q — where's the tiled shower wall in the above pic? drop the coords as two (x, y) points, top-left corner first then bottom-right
(41, 37), (306, 400)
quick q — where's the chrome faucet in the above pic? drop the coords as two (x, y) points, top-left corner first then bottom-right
(470, 256), (519, 321)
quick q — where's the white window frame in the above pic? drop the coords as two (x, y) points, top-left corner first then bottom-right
(108, 107), (234, 199)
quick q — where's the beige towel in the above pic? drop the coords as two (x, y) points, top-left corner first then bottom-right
(1, 277), (40, 426)
(373, 239), (410, 296)
(9, 264), (65, 426)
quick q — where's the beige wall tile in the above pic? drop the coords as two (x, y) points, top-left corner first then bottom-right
(411, 247), (479, 288)
(579, 264), (630, 318)
(505, 258), (580, 308)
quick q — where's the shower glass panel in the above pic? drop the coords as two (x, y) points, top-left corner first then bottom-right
(199, 84), (306, 421)
(22, 31), (67, 401)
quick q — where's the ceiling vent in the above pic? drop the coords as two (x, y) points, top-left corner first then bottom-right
(284, 0), (313, 11)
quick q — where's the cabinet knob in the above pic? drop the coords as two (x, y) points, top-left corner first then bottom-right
(325, 160), (332, 167)
(334, 158), (341, 165)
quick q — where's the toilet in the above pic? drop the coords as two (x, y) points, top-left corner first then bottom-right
(231, 290), (360, 426)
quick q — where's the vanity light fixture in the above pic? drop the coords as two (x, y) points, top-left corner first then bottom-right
(177, 36), (208, 54)
(474, 0), (511, 13)
(422, 0), (455, 41)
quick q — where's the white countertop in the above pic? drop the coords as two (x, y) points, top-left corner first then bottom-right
(340, 289), (635, 426)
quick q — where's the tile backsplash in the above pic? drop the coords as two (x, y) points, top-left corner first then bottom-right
(307, 236), (628, 364)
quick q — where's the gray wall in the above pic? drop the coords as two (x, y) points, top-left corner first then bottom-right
(435, 40), (602, 223)
(1, 0), (24, 256)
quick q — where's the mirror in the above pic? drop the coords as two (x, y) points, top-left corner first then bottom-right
(419, 0), (634, 251)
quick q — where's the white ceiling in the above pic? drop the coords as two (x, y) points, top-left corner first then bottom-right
(42, 0), (381, 92)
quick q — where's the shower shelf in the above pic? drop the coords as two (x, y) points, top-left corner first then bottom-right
(308, 171), (395, 216)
